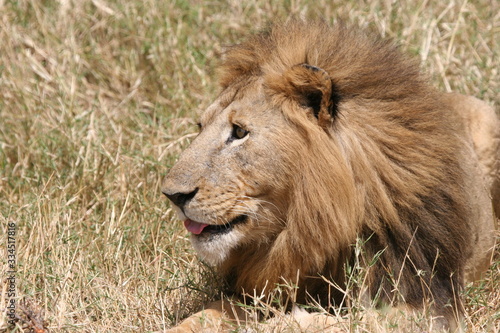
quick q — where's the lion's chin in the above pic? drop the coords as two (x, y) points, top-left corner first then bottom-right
(174, 212), (249, 265)
(190, 227), (245, 265)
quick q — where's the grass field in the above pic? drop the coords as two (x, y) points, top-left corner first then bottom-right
(0, 0), (498, 332)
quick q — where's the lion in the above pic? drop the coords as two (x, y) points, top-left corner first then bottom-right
(162, 20), (499, 332)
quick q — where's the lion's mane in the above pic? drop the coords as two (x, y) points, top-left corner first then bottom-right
(213, 20), (497, 319)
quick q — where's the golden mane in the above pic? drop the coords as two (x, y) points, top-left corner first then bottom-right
(218, 20), (470, 316)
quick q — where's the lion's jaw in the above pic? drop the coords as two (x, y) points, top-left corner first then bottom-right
(162, 80), (291, 266)
(166, 205), (246, 264)
(189, 223), (248, 266)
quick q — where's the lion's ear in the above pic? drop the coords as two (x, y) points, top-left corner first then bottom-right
(267, 64), (341, 127)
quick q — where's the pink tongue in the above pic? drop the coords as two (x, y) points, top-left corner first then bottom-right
(184, 219), (209, 235)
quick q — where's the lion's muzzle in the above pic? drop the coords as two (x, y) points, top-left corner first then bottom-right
(162, 187), (198, 212)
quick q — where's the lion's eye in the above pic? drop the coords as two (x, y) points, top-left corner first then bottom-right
(231, 124), (249, 140)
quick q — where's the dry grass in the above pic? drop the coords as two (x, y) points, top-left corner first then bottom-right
(0, 0), (498, 332)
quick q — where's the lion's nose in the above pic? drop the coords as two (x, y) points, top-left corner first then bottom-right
(162, 188), (199, 210)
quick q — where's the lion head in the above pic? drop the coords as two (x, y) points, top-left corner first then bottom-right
(162, 20), (497, 323)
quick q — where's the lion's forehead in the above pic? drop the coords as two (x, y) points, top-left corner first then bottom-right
(200, 101), (224, 126)
(201, 79), (266, 125)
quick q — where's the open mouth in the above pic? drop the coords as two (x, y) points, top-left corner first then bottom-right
(184, 215), (247, 236)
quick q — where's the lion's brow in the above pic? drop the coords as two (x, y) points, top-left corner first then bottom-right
(202, 82), (247, 126)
